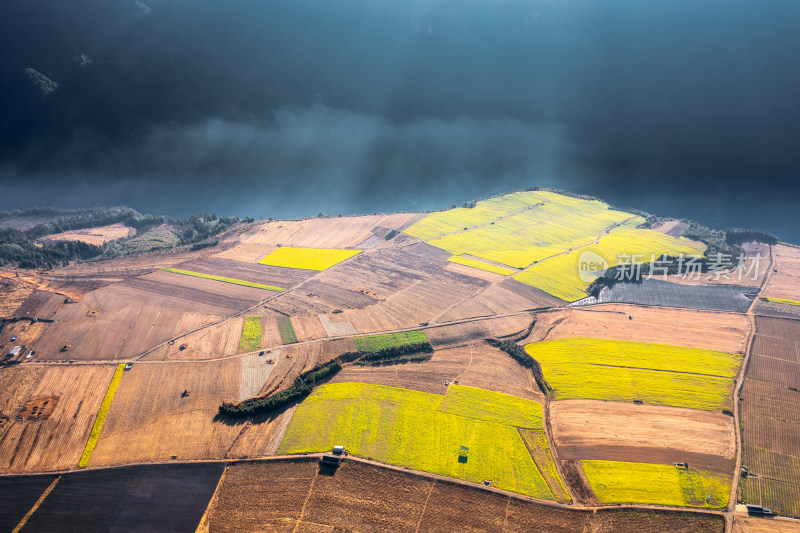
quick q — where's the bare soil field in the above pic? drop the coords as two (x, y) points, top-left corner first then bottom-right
(207, 458), (722, 533)
(23, 462), (224, 533)
(216, 213), (420, 263)
(534, 305), (749, 354)
(265, 243), (491, 331)
(89, 358), (287, 466)
(665, 242), (769, 288)
(427, 315), (533, 348)
(126, 270), (268, 310)
(12, 289), (63, 319)
(176, 256), (317, 288)
(0, 474), (58, 531)
(755, 299), (800, 319)
(0, 319), (50, 361)
(36, 223), (131, 247)
(329, 342), (541, 399)
(651, 219), (689, 237)
(733, 514), (800, 532)
(763, 244), (800, 301)
(33, 283), (235, 361)
(0, 276), (33, 318)
(572, 279), (754, 313)
(438, 278), (564, 322)
(0, 365), (115, 472)
(741, 315), (800, 517)
(143, 315), (243, 361)
(551, 400), (736, 473)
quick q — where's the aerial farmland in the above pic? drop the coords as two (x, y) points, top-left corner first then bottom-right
(0, 190), (796, 532)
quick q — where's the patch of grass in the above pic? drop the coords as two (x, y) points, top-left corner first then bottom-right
(162, 267), (284, 292)
(513, 219), (706, 301)
(582, 460), (730, 508)
(238, 316), (262, 353)
(354, 330), (428, 352)
(448, 255), (516, 276)
(78, 364), (125, 468)
(525, 338), (741, 411)
(276, 316), (298, 344)
(278, 383), (555, 500)
(764, 297), (800, 307)
(258, 247), (362, 271)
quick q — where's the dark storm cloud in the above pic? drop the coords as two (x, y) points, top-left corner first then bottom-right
(0, 0), (798, 239)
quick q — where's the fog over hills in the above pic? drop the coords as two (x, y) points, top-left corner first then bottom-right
(1, 0), (798, 240)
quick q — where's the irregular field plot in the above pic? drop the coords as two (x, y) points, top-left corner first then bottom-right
(407, 191), (634, 269)
(551, 400), (735, 473)
(259, 247), (361, 270)
(518, 428), (571, 503)
(78, 364), (125, 468)
(209, 458), (723, 533)
(354, 329), (427, 351)
(448, 255), (516, 276)
(514, 220), (705, 301)
(536, 305), (749, 354)
(0, 277), (33, 318)
(24, 462), (224, 533)
(238, 316), (262, 353)
(582, 460), (730, 508)
(0, 365), (115, 472)
(162, 267), (284, 292)
(278, 383), (555, 499)
(763, 244), (800, 301)
(526, 338), (741, 411)
(36, 223), (130, 247)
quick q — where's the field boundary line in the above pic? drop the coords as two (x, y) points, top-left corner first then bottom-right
(292, 468), (319, 533)
(414, 480), (436, 533)
(12, 474), (60, 533)
(586, 362), (732, 379)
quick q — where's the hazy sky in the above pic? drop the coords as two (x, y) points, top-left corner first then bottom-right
(1, 0), (798, 240)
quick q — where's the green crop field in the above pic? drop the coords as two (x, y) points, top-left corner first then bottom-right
(513, 220), (706, 301)
(276, 316), (298, 344)
(238, 316), (262, 353)
(161, 267), (284, 292)
(79, 364), (125, 468)
(447, 255), (516, 276)
(582, 460), (730, 508)
(354, 330), (428, 352)
(525, 338), (741, 411)
(278, 383), (557, 499)
(258, 247), (362, 270)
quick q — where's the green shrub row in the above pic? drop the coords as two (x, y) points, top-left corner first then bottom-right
(357, 341), (433, 363)
(220, 360), (342, 417)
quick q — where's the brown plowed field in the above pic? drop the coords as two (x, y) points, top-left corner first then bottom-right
(144, 315), (243, 361)
(329, 342), (543, 399)
(125, 270), (267, 311)
(536, 304), (749, 353)
(763, 244), (800, 300)
(551, 400), (736, 473)
(438, 279), (564, 322)
(13, 289), (63, 319)
(89, 358), (288, 467)
(36, 223), (131, 246)
(216, 213), (420, 263)
(427, 315), (532, 348)
(0, 276), (33, 317)
(207, 458), (723, 533)
(290, 315), (327, 342)
(33, 284), (232, 361)
(734, 515), (800, 532)
(0, 365), (115, 472)
(754, 300), (800, 319)
(741, 314), (800, 517)
(665, 242), (769, 288)
(652, 219), (689, 237)
(175, 257), (316, 288)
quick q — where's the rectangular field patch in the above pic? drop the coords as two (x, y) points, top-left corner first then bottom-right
(354, 330), (428, 352)
(258, 247), (362, 271)
(238, 316), (262, 353)
(276, 316), (298, 344)
(161, 267), (284, 292)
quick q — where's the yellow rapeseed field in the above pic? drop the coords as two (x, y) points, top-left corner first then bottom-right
(447, 255), (516, 276)
(78, 364), (125, 468)
(258, 247), (362, 270)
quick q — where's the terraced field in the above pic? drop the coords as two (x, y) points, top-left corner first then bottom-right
(278, 383), (558, 499)
(526, 338), (741, 411)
